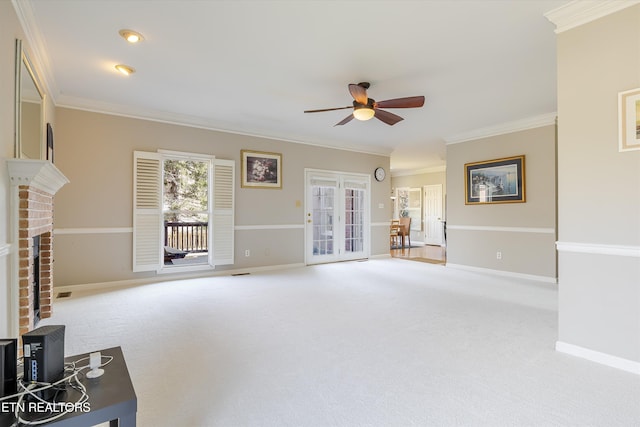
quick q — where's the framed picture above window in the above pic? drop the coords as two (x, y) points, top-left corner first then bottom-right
(464, 155), (525, 205)
(241, 150), (282, 189)
(618, 88), (640, 152)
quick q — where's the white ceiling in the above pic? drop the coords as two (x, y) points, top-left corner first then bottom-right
(17, 0), (569, 174)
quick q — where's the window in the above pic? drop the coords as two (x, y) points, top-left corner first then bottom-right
(133, 150), (234, 272)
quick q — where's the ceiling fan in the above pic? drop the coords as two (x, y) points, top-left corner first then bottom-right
(304, 82), (425, 126)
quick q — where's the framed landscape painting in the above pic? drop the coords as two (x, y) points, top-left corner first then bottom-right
(241, 150), (282, 189)
(618, 88), (640, 152)
(464, 155), (525, 205)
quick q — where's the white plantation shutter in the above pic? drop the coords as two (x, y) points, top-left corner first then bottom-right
(133, 151), (235, 272)
(213, 159), (234, 265)
(133, 151), (162, 272)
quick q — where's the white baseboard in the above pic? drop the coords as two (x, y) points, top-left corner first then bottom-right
(370, 253), (392, 260)
(446, 263), (557, 284)
(54, 262), (306, 294)
(556, 341), (640, 375)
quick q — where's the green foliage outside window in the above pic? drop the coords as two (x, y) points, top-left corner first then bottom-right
(163, 159), (208, 222)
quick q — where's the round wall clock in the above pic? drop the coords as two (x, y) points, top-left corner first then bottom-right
(374, 167), (386, 182)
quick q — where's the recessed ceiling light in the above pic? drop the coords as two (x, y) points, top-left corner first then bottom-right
(118, 29), (144, 43)
(115, 64), (135, 75)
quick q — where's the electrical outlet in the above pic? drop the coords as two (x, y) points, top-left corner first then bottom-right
(245, 250), (250, 257)
(496, 251), (502, 260)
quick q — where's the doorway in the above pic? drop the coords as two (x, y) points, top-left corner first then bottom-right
(423, 184), (444, 246)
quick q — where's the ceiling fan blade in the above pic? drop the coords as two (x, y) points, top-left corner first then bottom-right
(304, 106), (352, 113)
(375, 96), (425, 109)
(334, 114), (355, 126)
(348, 83), (368, 105)
(374, 109), (404, 126)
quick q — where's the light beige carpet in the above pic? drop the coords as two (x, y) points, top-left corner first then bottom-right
(41, 259), (640, 427)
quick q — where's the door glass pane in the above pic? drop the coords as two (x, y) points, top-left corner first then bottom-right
(344, 188), (364, 253)
(312, 186), (334, 255)
(163, 159), (209, 267)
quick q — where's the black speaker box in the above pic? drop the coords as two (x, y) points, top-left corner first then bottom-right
(22, 325), (65, 384)
(0, 339), (17, 397)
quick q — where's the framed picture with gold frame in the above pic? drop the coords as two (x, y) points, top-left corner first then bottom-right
(464, 155), (525, 205)
(241, 150), (282, 189)
(618, 88), (640, 152)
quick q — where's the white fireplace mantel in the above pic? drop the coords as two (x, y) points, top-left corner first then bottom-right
(7, 159), (69, 195)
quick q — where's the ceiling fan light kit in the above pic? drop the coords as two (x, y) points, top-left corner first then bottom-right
(304, 82), (425, 126)
(353, 105), (375, 121)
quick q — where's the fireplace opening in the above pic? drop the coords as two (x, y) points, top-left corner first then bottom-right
(32, 235), (41, 326)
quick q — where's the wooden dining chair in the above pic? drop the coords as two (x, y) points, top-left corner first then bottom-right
(390, 219), (401, 248)
(398, 217), (411, 248)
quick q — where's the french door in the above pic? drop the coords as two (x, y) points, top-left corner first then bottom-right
(305, 170), (370, 265)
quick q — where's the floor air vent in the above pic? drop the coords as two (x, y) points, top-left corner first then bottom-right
(56, 292), (72, 299)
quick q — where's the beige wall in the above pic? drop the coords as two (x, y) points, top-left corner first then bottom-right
(0, 2), (56, 336)
(53, 108), (391, 286)
(556, 5), (640, 363)
(445, 124), (557, 279)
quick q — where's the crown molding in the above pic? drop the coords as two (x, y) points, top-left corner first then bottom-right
(444, 112), (557, 145)
(12, 0), (58, 98)
(544, 0), (640, 34)
(56, 96), (393, 158)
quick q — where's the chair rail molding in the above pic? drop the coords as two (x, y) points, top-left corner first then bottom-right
(447, 225), (555, 234)
(54, 227), (133, 235)
(556, 241), (640, 257)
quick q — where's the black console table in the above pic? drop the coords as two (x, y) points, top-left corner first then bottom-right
(0, 346), (137, 426)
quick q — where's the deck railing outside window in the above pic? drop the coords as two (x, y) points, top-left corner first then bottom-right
(164, 221), (208, 253)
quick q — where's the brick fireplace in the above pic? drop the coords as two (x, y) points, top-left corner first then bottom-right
(7, 159), (68, 338)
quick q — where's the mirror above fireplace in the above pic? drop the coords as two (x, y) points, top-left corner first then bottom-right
(15, 39), (45, 160)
